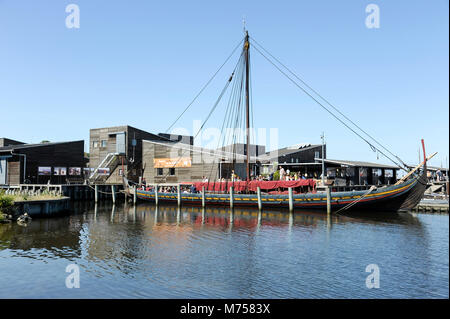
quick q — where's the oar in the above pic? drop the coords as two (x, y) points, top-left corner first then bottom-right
(395, 152), (437, 185)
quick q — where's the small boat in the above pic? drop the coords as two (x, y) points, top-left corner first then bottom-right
(128, 31), (430, 213)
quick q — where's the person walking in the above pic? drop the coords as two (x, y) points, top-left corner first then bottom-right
(279, 166), (285, 181)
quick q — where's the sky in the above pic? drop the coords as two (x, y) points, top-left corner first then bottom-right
(0, 0), (448, 168)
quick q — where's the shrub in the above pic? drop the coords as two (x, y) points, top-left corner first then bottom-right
(273, 170), (280, 181)
(0, 192), (14, 212)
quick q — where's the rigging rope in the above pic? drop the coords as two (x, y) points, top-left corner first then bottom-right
(250, 36), (409, 171)
(159, 61), (240, 181)
(165, 37), (245, 133)
(334, 185), (377, 215)
(251, 44), (408, 172)
(206, 49), (253, 182)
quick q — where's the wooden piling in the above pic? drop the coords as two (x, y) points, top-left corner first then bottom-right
(95, 185), (98, 203)
(177, 184), (181, 206)
(133, 186), (137, 204)
(201, 187), (205, 208)
(326, 186), (331, 214)
(230, 186), (234, 209)
(288, 187), (293, 211)
(111, 185), (116, 203)
(257, 187), (262, 210)
(154, 184), (159, 206)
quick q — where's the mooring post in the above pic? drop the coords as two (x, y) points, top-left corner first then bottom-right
(133, 185), (137, 204)
(326, 186), (331, 215)
(230, 186), (234, 209)
(446, 181), (449, 200)
(201, 186), (205, 207)
(288, 187), (294, 211)
(154, 184), (159, 206)
(111, 185), (116, 204)
(95, 184), (98, 203)
(177, 184), (181, 207)
(257, 186), (262, 211)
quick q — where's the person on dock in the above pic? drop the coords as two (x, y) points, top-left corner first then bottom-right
(436, 169), (442, 181)
(279, 166), (285, 181)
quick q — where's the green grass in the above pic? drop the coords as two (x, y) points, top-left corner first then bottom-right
(0, 190), (62, 207)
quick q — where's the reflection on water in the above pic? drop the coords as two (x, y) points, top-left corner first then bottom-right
(0, 201), (448, 298)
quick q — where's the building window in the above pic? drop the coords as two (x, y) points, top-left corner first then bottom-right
(93, 141), (99, 148)
(315, 151), (320, 159)
(101, 140), (107, 148)
(169, 168), (175, 176)
(157, 168), (163, 176)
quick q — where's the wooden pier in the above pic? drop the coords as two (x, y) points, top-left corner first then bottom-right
(411, 199), (449, 214)
(1, 184), (124, 202)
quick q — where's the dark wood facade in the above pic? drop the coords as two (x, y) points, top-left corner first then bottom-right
(0, 138), (25, 147)
(0, 141), (85, 185)
(322, 159), (399, 186)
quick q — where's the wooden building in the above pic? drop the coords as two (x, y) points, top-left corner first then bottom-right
(0, 138), (25, 148)
(217, 143), (265, 158)
(259, 143), (326, 178)
(317, 158), (399, 186)
(88, 125), (193, 184)
(0, 140), (85, 185)
(142, 140), (259, 183)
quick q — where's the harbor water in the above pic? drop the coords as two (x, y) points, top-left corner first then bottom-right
(0, 202), (448, 298)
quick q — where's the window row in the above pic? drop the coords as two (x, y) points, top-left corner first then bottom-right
(157, 168), (175, 176)
(92, 140), (108, 148)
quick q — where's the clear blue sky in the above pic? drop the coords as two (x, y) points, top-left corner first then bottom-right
(0, 0), (448, 168)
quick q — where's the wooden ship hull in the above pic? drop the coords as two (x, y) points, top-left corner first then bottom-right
(134, 165), (427, 213)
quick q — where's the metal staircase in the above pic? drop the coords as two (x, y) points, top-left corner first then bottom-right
(89, 153), (120, 183)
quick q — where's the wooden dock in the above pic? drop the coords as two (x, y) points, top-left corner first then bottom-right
(411, 199), (449, 213)
(1, 184), (124, 201)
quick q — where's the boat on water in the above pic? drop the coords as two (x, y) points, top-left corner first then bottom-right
(133, 173), (426, 212)
(126, 31), (430, 213)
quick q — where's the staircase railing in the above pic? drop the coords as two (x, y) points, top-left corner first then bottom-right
(89, 152), (120, 183)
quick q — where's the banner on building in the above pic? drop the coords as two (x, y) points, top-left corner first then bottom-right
(153, 157), (192, 168)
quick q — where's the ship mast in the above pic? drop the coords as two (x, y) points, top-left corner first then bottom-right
(244, 31), (250, 181)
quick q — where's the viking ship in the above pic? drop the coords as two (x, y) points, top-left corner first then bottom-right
(128, 31), (430, 213)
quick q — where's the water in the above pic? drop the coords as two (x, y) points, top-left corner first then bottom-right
(0, 201), (448, 298)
